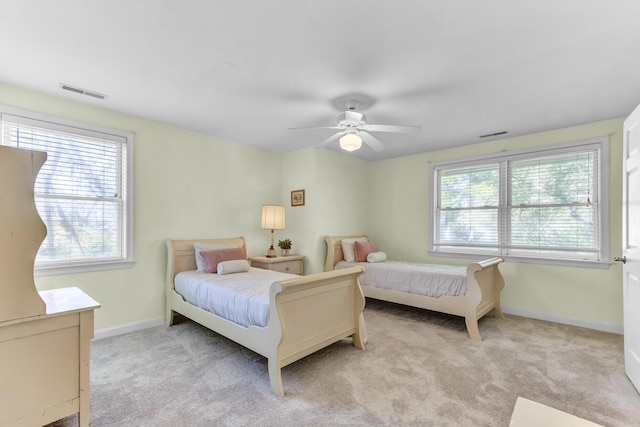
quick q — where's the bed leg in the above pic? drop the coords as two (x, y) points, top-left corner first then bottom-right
(165, 309), (174, 327)
(465, 317), (482, 342)
(268, 358), (285, 397)
(353, 312), (366, 349)
(493, 303), (505, 319)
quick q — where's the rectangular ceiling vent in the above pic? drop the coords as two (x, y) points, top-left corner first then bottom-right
(60, 83), (108, 100)
(479, 131), (507, 138)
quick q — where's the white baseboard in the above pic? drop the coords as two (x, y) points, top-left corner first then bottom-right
(502, 306), (623, 335)
(93, 309), (623, 340)
(94, 316), (165, 340)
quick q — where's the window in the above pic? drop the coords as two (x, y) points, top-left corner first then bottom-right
(1, 106), (134, 274)
(430, 138), (609, 266)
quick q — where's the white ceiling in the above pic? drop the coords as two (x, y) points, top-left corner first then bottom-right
(2, 1), (640, 161)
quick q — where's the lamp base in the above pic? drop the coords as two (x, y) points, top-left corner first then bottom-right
(266, 246), (277, 258)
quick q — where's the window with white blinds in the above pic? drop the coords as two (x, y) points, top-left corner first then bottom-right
(431, 138), (609, 266)
(1, 106), (134, 274)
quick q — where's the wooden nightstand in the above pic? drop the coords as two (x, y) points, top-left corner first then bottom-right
(249, 255), (304, 275)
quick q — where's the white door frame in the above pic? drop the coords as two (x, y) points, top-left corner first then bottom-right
(622, 104), (640, 394)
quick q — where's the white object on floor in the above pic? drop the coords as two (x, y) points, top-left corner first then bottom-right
(509, 397), (604, 427)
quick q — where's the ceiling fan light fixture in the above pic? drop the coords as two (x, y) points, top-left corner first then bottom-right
(339, 133), (362, 152)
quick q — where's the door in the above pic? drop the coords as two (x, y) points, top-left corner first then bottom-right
(623, 104), (640, 393)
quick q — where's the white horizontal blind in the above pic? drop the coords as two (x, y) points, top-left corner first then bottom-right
(508, 152), (599, 259)
(435, 164), (500, 251)
(432, 140), (604, 263)
(1, 113), (128, 268)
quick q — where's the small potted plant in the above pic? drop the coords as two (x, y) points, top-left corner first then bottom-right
(277, 238), (292, 256)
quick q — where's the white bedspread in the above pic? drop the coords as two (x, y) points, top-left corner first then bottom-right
(335, 260), (467, 298)
(174, 268), (298, 328)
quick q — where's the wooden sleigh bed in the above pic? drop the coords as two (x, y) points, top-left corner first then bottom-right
(324, 235), (505, 341)
(166, 237), (366, 396)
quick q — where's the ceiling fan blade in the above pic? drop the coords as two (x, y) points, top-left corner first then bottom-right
(344, 110), (364, 123)
(360, 131), (384, 151)
(364, 124), (421, 134)
(318, 132), (342, 147)
(289, 125), (343, 131)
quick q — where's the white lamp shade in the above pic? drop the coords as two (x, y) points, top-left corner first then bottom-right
(261, 205), (285, 230)
(339, 133), (363, 152)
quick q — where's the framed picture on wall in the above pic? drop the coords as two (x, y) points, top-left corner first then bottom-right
(291, 189), (305, 207)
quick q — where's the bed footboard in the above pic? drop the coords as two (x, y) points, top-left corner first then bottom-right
(464, 257), (505, 341)
(267, 266), (366, 396)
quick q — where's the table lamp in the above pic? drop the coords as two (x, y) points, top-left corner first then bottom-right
(261, 204), (285, 257)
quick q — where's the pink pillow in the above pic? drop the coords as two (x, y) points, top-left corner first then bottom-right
(354, 241), (378, 262)
(200, 247), (244, 273)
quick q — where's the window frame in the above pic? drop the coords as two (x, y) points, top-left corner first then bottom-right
(429, 137), (610, 268)
(1, 105), (134, 276)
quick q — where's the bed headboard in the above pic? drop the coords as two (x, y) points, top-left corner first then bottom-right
(165, 237), (248, 288)
(323, 235), (368, 272)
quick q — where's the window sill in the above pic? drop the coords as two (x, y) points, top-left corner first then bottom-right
(429, 251), (612, 269)
(35, 260), (135, 276)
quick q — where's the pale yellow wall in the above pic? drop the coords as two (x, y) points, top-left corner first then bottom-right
(368, 118), (625, 328)
(1, 84), (282, 331)
(1, 82), (627, 332)
(279, 148), (317, 272)
(282, 147), (369, 274)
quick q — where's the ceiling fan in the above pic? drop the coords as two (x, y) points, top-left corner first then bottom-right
(289, 100), (421, 152)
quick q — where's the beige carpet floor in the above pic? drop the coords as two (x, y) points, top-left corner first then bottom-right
(48, 300), (640, 426)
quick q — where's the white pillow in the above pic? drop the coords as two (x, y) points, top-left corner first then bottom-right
(194, 243), (236, 272)
(341, 237), (368, 263)
(367, 251), (387, 263)
(217, 259), (251, 275)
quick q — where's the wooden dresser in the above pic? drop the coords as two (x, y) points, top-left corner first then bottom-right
(0, 146), (100, 427)
(0, 287), (100, 427)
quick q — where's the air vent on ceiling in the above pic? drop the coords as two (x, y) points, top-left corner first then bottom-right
(479, 131), (507, 138)
(60, 83), (108, 100)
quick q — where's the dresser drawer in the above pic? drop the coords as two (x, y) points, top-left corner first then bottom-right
(269, 260), (303, 275)
(249, 255), (304, 275)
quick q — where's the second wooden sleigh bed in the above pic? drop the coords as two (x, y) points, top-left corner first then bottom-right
(324, 235), (506, 341)
(166, 237), (366, 396)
